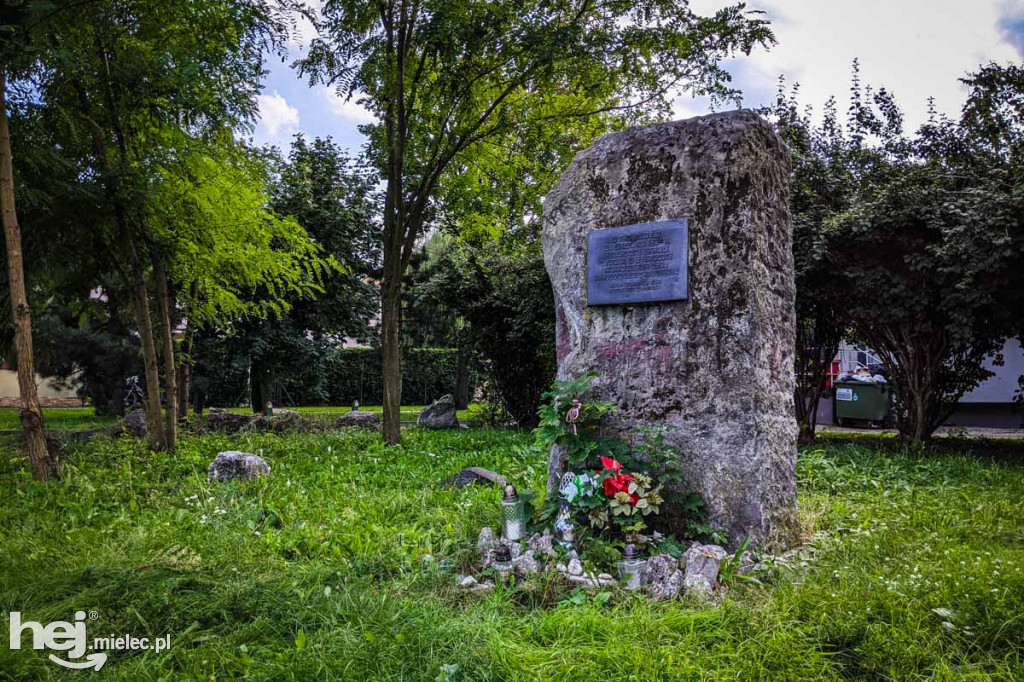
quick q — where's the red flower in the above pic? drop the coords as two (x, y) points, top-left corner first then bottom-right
(599, 457), (638, 503)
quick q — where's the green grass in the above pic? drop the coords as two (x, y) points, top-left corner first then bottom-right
(0, 407), (118, 432)
(0, 405), (482, 433)
(1, 430), (1023, 680)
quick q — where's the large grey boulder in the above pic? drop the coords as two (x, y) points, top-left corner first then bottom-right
(123, 409), (147, 438)
(335, 411), (380, 428)
(207, 451), (270, 483)
(417, 395), (460, 429)
(541, 110), (798, 550)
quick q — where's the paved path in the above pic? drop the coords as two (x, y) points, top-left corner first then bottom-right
(818, 425), (1024, 440)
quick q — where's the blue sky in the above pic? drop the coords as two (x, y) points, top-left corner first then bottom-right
(250, 0), (1024, 154)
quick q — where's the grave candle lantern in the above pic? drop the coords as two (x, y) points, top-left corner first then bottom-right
(617, 542), (645, 590)
(501, 484), (525, 541)
(492, 543), (514, 583)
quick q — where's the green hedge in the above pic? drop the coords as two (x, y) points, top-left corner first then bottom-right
(319, 347), (475, 406)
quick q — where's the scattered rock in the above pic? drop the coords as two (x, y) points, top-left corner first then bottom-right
(416, 395), (460, 429)
(207, 451), (270, 483)
(734, 550), (757, 575)
(477, 527), (497, 552)
(514, 550), (540, 577)
(459, 575), (478, 588)
(528, 531), (557, 557)
(440, 467), (506, 488)
(568, 573), (602, 589)
(555, 562), (568, 573)
(335, 411), (380, 428)
(206, 409), (255, 434)
(567, 556), (583, 576)
(123, 409), (147, 438)
(683, 544), (728, 598)
(645, 554), (684, 600)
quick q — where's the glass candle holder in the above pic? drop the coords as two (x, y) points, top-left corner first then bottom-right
(501, 484), (525, 541)
(492, 543), (514, 584)
(617, 542), (645, 590)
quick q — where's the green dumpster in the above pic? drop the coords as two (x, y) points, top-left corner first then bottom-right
(833, 380), (891, 427)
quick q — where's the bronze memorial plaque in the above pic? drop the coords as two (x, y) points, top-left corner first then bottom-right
(586, 219), (689, 306)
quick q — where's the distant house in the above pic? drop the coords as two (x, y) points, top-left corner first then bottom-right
(0, 365), (84, 408)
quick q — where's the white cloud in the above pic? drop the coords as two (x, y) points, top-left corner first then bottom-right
(287, 0), (321, 50)
(321, 87), (377, 125)
(676, 0), (1022, 130)
(256, 91), (300, 142)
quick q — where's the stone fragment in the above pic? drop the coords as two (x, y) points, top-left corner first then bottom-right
(335, 411), (380, 428)
(207, 451), (270, 483)
(477, 527), (497, 552)
(645, 554), (684, 600)
(416, 395), (460, 429)
(541, 110), (798, 549)
(528, 531), (558, 557)
(514, 550), (540, 577)
(459, 575), (478, 588)
(683, 544), (728, 598)
(567, 556), (583, 576)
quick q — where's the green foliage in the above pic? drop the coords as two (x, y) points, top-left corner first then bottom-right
(417, 227), (557, 427)
(3, 431), (1024, 678)
(763, 62), (1024, 445)
(534, 373), (710, 552)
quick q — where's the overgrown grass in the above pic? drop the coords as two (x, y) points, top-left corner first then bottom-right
(0, 408), (118, 432)
(1, 430), (1023, 680)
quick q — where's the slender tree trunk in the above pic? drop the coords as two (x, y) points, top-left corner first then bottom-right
(177, 354), (190, 419)
(381, 266), (403, 445)
(0, 72), (55, 481)
(125, 238), (166, 451)
(153, 258), (177, 449)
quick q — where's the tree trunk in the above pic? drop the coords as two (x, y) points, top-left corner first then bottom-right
(454, 345), (470, 410)
(153, 258), (178, 449)
(249, 357), (273, 414)
(381, 268), (403, 445)
(125, 239), (166, 451)
(0, 72), (56, 481)
(177, 359), (190, 419)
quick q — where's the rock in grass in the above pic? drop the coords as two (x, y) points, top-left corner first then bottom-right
(645, 554), (684, 600)
(440, 467), (506, 488)
(206, 409), (255, 434)
(416, 395), (460, 429)
(123, 409), (147, 438)
(335, 411), (380, 428)
(528, 531), (557, 557)
(208, 451), (270, 483)
(683, 544), (728, 598)
(514, 550), (540, 577)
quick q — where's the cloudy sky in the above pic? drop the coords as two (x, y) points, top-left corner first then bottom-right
(252, 0), (1024, 152)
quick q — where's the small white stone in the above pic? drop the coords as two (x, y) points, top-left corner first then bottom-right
(459, 575), (478, 588)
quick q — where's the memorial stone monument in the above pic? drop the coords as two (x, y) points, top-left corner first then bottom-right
(541, 110), (798, 549)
